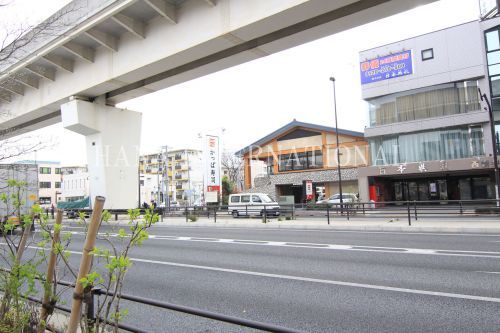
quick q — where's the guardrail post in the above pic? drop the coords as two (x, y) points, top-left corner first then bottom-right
(346, 204), (350, 221)
(407, 200), (411, 226)
(459, 200), (463, 215)
(362, 203), (365, 215)
(245, 205), (248, 218)
(413, 200), (418, 221)
(327, 207), (330, 225)
(263, 205), (267, 223)
(214, 207), (217, 223)
(185, 207), (188, 222)
(292, 205), (295, 220)
(115, 212), (118, 221)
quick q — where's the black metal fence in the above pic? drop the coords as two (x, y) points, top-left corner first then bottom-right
(67, 199), (500, 227)
(27, 278), (304, 333)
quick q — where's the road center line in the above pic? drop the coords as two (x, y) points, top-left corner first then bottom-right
(65, 231), (500, 259)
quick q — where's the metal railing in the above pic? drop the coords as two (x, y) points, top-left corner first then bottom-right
(24, 277), (303, 333)
(63, 199), (500, 226)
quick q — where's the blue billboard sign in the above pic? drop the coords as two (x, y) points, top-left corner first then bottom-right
(360, 50), (413, 85)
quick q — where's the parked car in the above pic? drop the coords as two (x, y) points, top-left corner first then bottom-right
(228, 193), (280, 218)
(316, 193), (358, 207)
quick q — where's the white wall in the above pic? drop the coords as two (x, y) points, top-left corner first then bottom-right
(360, 21), (486, 100)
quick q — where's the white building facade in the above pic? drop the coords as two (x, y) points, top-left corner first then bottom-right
(60, 166), (90, 202)
(358, 16), (500, 202)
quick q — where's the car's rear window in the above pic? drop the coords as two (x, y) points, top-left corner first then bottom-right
(230, 196), (240, 203)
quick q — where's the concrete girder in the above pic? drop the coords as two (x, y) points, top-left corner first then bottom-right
(14, 74), (39, 89)
(25, 64), (56, 81)
(43, 54), (75, 72)
(112, 13), (146, 39)
(1, 83), (24, 96)
(144, 0), (176, 24)
(0, 90), (11, 103)
(85, 28), (119, 52)
(62, 41), (96, 63)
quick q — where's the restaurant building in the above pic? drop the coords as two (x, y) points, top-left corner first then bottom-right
(358, 16), (500, 202)
(236, 120), (368, 203)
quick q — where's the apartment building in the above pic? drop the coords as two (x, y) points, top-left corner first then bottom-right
(139, 148), (203, 205)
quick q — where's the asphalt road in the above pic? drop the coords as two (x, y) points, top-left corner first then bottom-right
(7, 225), (500, 332)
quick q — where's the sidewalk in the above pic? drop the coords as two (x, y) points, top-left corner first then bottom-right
(149, 215), (500, 234)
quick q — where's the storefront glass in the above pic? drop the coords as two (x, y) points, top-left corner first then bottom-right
(369, 125), (484, 165)
(367, 81), (480, 126)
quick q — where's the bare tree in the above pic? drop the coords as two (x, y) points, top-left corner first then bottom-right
(0, 1), (75, 161)
(221, 151), (244, 189)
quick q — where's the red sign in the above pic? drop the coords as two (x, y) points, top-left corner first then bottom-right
(207, 185), (220, 192)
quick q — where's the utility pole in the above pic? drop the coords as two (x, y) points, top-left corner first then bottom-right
(162, 145), (169, 209)
(330, 77), (344, 208)
(478, 88), (500, 206)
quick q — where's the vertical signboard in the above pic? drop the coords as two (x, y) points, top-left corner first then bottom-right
(360, 50), (413, 84)
(304, 180), (313, 201)
(204, 135), (220, 203)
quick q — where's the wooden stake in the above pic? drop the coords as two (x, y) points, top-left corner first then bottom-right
(38, 209), (63, 333)
(67, 196), (105, 333)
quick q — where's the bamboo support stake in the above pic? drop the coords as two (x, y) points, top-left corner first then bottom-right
(67, 196), (105, 333)
(38, 209), (63, 333)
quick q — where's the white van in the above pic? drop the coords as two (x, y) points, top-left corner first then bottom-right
(228, 193), (280, 218)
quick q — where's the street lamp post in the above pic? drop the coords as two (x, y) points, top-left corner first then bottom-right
(330, 77), (344, 209)
(478, 88), (500, 206)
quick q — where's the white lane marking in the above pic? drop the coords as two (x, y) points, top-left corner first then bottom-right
(328, 245), (353, 250)
(128, 258), (500, 304)
(15, 244), (500, 304)
(476, 271), (500, 275)
(152, 225), (500, 237)
(218, 239), (234, 243)
(66, 231), (500, 259)
(406, 249), (436, 254)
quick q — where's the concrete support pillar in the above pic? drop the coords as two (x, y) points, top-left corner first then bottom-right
(358, 176), (370, 202)
(61, 99), (142, 209)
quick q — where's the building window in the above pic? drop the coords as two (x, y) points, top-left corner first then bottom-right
(55, 168), (61, 174)
(367, 81), (480, 126)
(55, 182), (61, 189)
(39, 167), (51, 174)
(485, 26), (500, 112)
(39, 197), (51, 204)
(39, 182), (51, 189)
(421, 48), (434, 61)
(278, 151), (323, 172)
(369, 125), (485, 165)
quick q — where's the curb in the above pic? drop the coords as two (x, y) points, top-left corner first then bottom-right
(151, 222), (500, 234)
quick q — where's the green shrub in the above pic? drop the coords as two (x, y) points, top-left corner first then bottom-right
(188, 214), (198, 222)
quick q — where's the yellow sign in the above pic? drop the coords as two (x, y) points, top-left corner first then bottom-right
(28, 194), (37, 201)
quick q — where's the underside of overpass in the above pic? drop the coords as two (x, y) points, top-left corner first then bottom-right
(0, 0), (437, 207)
